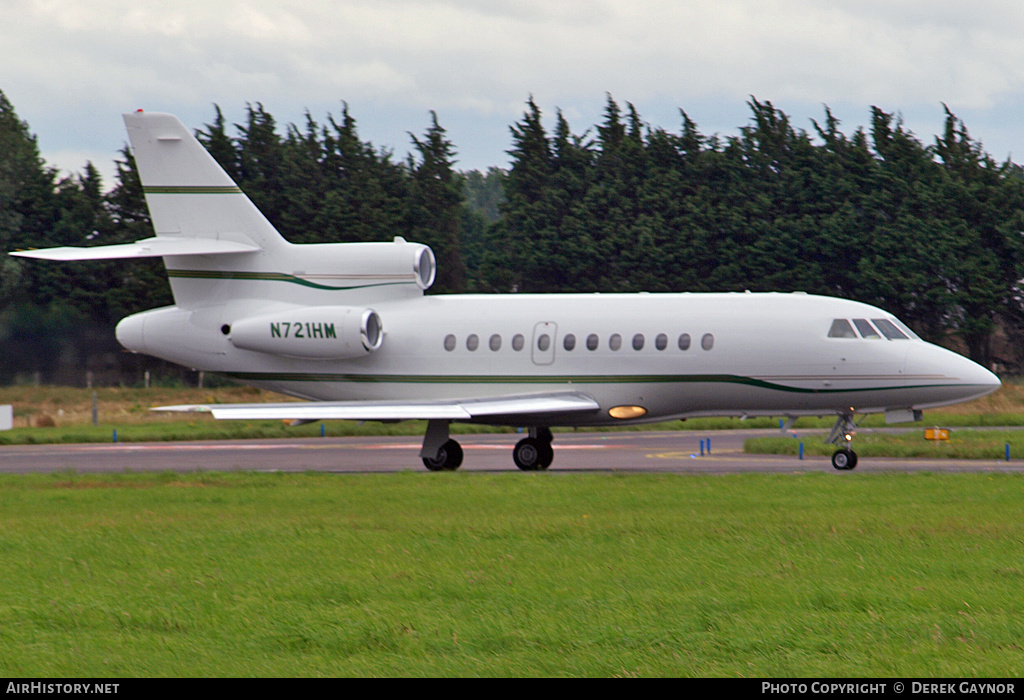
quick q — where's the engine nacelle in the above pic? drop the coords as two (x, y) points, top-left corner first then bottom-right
(227, 306), (383, 360)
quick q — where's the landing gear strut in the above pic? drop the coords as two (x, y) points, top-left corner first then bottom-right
(513, 427), (554, 471)
(420, 420), (463, 471)
(827, 413), (858, 470)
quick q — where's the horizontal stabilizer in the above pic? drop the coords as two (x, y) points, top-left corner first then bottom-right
(154, 392), (601, 422)
(10, 236), (261, 261)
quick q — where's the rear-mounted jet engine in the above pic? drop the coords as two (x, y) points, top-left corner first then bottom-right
(227, 306), (383, 359)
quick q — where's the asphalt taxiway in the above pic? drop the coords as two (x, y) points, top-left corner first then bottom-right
(1, 429), (1022, 474)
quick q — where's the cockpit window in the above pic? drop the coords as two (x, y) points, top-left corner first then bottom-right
(853, 319), (880, 339)
(828, 319), (857, 338)
(872, 319), (909, 340)
(892, 318), (920, 340)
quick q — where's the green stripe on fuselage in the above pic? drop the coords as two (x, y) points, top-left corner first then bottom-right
(219, 371), (953, 394)
(166, 269), (409, 291)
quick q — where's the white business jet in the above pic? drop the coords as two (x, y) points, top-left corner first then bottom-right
(12, 112), (1001, 471)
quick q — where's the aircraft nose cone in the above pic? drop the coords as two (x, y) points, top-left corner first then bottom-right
(948, 346), (1001, 394)
(964, 356), (1001, 396)
(908, 343), (1000, 406)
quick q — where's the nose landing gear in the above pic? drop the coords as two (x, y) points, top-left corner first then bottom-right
(827, 413), (859, 470)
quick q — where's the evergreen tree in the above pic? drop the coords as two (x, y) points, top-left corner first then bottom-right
(933, 107), (1024, 364)
(408, 112), (465, 292)
(460, 167), (507, 291)
(310, 104), (410, 244)
(498, 97), (555, 292)
(234, 103), (287, 231)
(196, 105), (241, 180)
(856, 108), (960, 342)
(462, 167), (506, 223)
(5, 89), (1024, 380)
(0, 90), (58, 299)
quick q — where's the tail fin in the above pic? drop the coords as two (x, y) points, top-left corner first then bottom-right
(13, 112), (290, 307)
(13, 111), (436, 309)
(123, 111), (288, 256)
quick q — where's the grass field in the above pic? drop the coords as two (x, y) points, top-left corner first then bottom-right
(1, 380), (1023, 445)
(2, 385), (1024, 677)
(1, 471), (1023, 677)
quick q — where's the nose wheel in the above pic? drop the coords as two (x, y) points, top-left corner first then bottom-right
(827, 413), (859, 471)
(830, 447), (857, 470)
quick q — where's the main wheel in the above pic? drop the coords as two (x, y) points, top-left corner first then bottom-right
(537, 440), (554, 470)
(831, 448), (858, 471)
(514, 437), (554, 471)
(423, 439), (463, 471)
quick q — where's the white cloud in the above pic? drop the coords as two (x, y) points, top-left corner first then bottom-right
(5, 0), (1024, 176)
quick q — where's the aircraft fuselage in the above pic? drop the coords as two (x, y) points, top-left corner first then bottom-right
(116, 290), (998, 427)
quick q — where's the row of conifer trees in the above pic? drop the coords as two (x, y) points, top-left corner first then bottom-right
(1, 91), (1022, 382)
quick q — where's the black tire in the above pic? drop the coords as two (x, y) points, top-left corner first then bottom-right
(537, 440), (554, 470)
(831, 448), (857, 471)
(422, 439), (463, 471)
(514, 437), (544, 471)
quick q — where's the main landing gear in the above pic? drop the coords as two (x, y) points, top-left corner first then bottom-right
(420, 420), (464, 471)
(513, 427), (554, 471)
(422, 438), (464, 471)
(827, 413), (859, 470)
(419, 421), (555, 471)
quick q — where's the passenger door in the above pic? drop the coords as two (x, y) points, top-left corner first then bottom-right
(531, 321), (557, 365)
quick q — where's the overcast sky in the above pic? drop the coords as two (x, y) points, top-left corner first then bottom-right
(5, 0), (1024, 187)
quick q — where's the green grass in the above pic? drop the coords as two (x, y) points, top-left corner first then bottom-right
(0, 418), (506, 444)
(1, 471), (1023, 677)
(5, 414), (1024, 447)
(3, 382), (1024, 446)
(747, 428), (1024, 460)
(0, 416), (802, 445)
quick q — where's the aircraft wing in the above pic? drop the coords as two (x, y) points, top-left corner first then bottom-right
(10, 237), (261, 261)
(154, 391), (602, 422)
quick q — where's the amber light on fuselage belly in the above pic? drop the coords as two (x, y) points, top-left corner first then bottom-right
(608, 405), (647, 419)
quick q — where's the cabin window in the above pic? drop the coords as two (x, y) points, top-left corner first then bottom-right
(537, 334), (551, 351)
(564, 333), (576, 351)
(512, 334), (525, 351)
(701, 333), (714, 351)
(444, 334), (456, 351)
(828, 319), (857, 338)
(678, 333), (691, 351)
(586, 333), (599, 351)
(632, 333), (645, 351)
(872, 319), (909, 340)
(466, 334), (479, 351)
(609, 333), (622, 351)
(655, 333), (668, 351)
(489, 334), (502, 351)
(853, 319), (880, 339)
